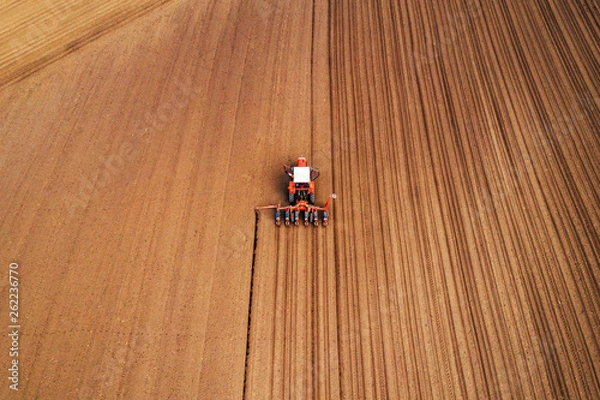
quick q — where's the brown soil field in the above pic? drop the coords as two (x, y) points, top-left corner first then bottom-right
(0, 0), (172, 87)
(1, 0), (599, 399)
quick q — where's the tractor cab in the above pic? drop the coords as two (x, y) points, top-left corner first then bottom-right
(293, 167), (311, 183)
(285, 157), (319, 204)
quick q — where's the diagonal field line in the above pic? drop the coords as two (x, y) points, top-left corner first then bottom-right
(0, 0), (175, 88)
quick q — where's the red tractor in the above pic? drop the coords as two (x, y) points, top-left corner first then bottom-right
(284, 157), (320, 205)
(256, 157), (335, 227)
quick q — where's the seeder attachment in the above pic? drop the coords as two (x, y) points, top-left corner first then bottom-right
(256, 194), (336, 227)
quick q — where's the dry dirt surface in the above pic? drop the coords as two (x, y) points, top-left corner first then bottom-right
(0, 0), (599, 399)
(0, 0), (173, 87)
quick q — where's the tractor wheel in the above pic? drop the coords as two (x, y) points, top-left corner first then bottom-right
(309, 193), (315, 205)
(288, 192), (295, 204)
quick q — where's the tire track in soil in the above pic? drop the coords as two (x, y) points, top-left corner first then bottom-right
(244, 0), (340, 398)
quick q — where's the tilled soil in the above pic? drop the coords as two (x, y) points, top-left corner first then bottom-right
(0, 0), (598, 399)
(0, 0), (172, 87)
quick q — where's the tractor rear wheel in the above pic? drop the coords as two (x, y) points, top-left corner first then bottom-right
(309, 193), (315, 204)
(288, 192), (295, 204)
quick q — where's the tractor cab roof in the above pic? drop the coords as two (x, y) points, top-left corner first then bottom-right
(293, 166), (311, 183)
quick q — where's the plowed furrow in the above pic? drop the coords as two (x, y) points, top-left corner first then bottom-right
(327, 0), (600, 398)
(3, 0), (598, 398)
